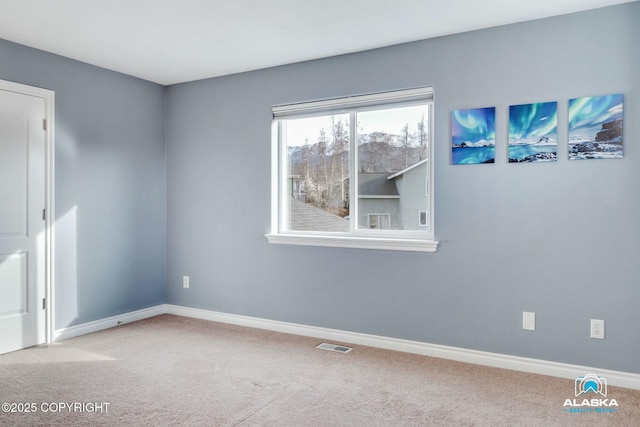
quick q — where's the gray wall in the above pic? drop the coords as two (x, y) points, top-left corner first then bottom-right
(1, 3), (636, 373)
(0, 39), (167, 329)
(166, 3), (640, 373)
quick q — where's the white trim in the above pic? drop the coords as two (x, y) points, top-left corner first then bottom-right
(48, 304), (640, 390)
(387, 158), (429, 180)
(265, 233), (439, 252)
(349, 113), (357, 234)
(273, 87), (433, 119)
(270, 122), (280, 235)
(270, 93), (436, 250)
(53, 305), (165, 342)
(165, 304), (640, 391)
(0, 79), (52, 99)
(0, 79), (55, 346)
(45, 89), (55, 346)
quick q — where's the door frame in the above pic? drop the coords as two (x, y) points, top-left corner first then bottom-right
(0, 78), (55, 346)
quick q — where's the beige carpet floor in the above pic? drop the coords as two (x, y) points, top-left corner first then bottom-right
(1, 314), (639, 426)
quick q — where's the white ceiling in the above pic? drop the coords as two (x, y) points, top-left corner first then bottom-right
(0, 0), (635, 85)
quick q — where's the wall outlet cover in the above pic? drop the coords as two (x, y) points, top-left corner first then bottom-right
(523, 312), (535, 331)
(590, 319), (605, 339)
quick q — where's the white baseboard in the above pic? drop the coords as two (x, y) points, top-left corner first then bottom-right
(165, 304), (640, 391)
(53, 304), (640, 390)
(53, 305), (166, 342)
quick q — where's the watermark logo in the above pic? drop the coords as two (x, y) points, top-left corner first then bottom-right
(575, 374), (607, 397)
(563, 374), (619, 414)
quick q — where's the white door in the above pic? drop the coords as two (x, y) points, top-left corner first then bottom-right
(0, 84), (47, 354)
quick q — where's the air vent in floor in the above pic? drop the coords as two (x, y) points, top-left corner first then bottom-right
(316, 343), (353, 353)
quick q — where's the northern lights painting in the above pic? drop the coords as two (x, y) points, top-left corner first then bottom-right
(508, 102), (558, 163)
(568, 94), (623, 160)
(451, 107), (495, 165)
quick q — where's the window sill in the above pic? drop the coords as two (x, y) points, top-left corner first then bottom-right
(265, 233), (438, 252)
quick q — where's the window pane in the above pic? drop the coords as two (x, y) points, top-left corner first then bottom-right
(419, 211), (427, 226)
(357, 105), (430, 230)
(283, 114), (350, 232)
(368, 214), (390, 229)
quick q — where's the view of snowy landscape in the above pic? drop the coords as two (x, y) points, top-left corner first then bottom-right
(508, 102), (558, 163)
(451, 107), (496, 164)
(568, 94), (623, 160)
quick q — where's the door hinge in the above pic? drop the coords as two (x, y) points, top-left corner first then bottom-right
(42, 298), (46, 310)
(42, 118), (47, 131)
(42, 208), (46, 221)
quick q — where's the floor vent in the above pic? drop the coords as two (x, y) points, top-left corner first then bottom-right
(316, 343), (353, 353)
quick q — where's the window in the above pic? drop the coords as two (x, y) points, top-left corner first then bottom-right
(368, 214), (391, 230)
(419, 211), (428, 227)
(267, 87), (437, 252)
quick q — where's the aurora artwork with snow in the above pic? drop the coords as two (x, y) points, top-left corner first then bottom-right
(568, 94), (623, 160)
(451, 106), (495, 165)
(508, 101), (558, 163)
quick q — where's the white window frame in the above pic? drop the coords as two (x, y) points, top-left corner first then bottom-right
(266, 87), (438, 252)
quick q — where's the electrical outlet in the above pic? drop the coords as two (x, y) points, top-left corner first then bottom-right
(183, 276), (190, 289)
(590, 319), (604, 339)
(523, 312), (535, 331)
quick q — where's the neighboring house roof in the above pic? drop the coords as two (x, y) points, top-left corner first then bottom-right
(358, 173), (399, 197)
(387, 158), (428, 180)
(358, 159), (427, 197)
(289, 198), (349, 232)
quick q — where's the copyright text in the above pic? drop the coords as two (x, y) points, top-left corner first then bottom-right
(2, 402), (110, 413)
